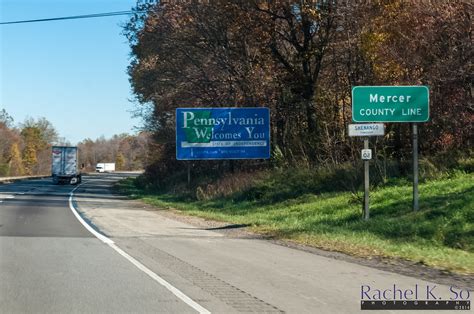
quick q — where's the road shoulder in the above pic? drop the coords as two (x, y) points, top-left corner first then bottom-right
(74, 178), (474, 291)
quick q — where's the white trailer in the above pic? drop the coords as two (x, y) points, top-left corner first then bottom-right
(51, 146), (82, 185)
(95, 163), (115, 173)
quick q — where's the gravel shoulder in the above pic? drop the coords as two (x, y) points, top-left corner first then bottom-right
(136, 201), (474, 290)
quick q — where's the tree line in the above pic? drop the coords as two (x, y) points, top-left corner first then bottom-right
(78, 133), (150, 172)
(0, 110), (60, 176)
(124, 0), (472, 183)
(0, 109), (149, 176)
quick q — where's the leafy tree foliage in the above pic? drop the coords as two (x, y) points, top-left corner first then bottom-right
(0, 109), (14, 128)
(0, 110), (149, 176)
(123, 1), (472, 182)
(357, 1), (473, 154)
(0, 113), (58, 176)
(20, 117), (58, 146)
(0, 119), (20, 175)
(21, 143), (37, 175)
(19, 117), (59, 175)
(8, 143), (24, 176)
(78, 132), (150, 171)
(115, 152), (126, 171)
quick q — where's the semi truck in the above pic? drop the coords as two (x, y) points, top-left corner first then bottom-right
(95, 163), (115, 173)
(51, 146), (82, 185)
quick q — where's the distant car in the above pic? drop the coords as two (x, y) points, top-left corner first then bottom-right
(96, 163), (115, 173)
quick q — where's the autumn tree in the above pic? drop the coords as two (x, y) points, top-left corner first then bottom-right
(358, 1), (473, 155)
(251, 1), (339, 160)
(22, 144), (37, 175)
(78, 133), (149, 171)
(20, 117), (58, 144)
(124, 1), (473, 184)
(0, 109), (28, 176)
(115, 152), (125, 171)
(20, 117), (58, 175)
(125, 1), (278, 176)
(0, 113), (20, 175)
(126, 1), (274, 133)
(125, 1), (349, 166)
(8, 143), (24, 176)
(0, 109), (14, 128)
(0, 111), (64, 177)
(77, 138), (96, 170)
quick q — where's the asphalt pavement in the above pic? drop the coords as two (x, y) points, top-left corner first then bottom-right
(0, 176), (195, 313)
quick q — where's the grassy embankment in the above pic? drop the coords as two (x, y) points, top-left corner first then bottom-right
(117, 165), (473, 274)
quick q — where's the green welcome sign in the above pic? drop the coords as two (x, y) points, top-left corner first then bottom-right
(352, 86), (429, 122)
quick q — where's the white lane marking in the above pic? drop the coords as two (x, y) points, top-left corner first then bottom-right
(68, 182), (211, 314)
(68, 185), (113, 244)
(0, 195), (15, 199)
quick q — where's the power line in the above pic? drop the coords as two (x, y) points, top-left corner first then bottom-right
(0, 10), (147, 25)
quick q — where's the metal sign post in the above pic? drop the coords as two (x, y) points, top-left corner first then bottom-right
(349, 124), (382, 221)
(187, 162), (191, 186)
(363, 138), (370, 220)
(412, 124), (419, 211)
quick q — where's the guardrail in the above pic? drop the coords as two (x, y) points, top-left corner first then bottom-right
(0, 175), (50, 183)
(0, 171), (143, 184)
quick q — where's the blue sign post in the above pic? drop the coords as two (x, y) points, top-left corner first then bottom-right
(176, 108), (270, 160)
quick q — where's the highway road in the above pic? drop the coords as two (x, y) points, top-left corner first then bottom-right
(0, 174), (470, 313)
(0, 175), (195, 313)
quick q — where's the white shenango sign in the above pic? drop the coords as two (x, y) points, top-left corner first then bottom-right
(348, 123), (385, 137)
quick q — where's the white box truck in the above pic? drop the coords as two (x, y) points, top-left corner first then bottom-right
(95, 163), (115, 173)
(51, 146), (82, 185)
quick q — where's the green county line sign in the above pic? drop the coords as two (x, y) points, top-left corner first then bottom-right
(352, 86), (429, 122)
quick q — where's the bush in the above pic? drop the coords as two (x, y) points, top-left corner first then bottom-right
(232, 163), (366, 204)
(137, 150), (472, 202)
(457, 157), (474, 173)
(195, 171), (265, 200)
(0, 164), (9, 176)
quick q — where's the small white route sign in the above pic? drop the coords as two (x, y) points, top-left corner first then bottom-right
(361, 149), (372, 160)
(348, 123), (385, 137)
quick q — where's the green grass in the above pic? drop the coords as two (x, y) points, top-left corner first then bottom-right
(117, 170), (474, 274)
